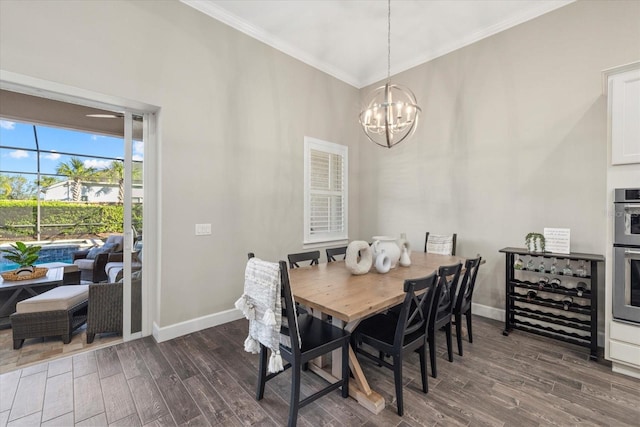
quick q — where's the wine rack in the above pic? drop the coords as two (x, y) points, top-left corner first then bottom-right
(499, 247), (604, 361)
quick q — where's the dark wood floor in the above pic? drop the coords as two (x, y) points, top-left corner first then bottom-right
(1, 316), (638, 426)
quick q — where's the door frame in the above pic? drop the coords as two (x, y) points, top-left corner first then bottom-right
(0, 69), (160, 341)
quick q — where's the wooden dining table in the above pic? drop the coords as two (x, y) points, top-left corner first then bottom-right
(288, 251), (467, 414)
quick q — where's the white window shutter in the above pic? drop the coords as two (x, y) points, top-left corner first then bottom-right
(304, 138), (348, 244)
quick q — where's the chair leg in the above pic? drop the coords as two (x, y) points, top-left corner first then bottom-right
(393, 355), (404, 416)
(428, 330), (437, 378)
(13, 339), (24, 350)
(445, 323), (453, 362)
(419, 345), (428, 393)
(378, 351), (384, 366)
(455, 313), (463, 356)
(341, 340), (349, 398)
(466, 309), (473, 343)
(86, 332), (95, 344)
(256, 345), (268, 400)
(288, 364), (301, 427)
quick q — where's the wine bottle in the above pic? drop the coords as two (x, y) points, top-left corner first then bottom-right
(538, 276), (550, 290)
(538, 260), (546, 273)
(576, 282), (587, 297)
(562, 296), (573, 310)
(550, 278), (561, 290)
(527, 290), (537, 301)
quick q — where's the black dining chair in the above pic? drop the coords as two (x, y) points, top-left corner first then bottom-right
(248, 253), (350, 426)
(453, 255), (482, 356)
(287, 251), (320, 268)
(424, 232), (457, 256)
(428, 262), (462, 378)
(352, 271), (438, 416)
(326, 246), (347, 262)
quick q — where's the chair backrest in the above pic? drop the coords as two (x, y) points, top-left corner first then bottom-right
(432, 263), (462, 323)
(287, 250), (320, 268)
(279, 259), (303, 356)
(394, 272), (438, 348)
(424, 232), (457, 256)
(326, 246), (348, 262)
(455, 255), (482, 314)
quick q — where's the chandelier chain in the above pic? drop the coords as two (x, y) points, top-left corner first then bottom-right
(387, 0), (391, 82)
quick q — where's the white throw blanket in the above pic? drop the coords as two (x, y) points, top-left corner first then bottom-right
(235, 258), (284, 373)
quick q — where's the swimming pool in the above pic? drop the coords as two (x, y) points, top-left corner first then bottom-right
(0, 243), (83, 272)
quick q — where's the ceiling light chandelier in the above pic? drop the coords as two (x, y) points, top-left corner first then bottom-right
(359, 0), (421, 148)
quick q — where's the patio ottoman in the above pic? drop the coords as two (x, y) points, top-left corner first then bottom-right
(10, 285), (89, 349)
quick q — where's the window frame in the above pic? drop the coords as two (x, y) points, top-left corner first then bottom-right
(303, 136), (348, 245)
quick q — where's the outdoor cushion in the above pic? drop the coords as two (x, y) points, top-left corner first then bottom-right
(16, 285), (89, 314)
(105, 261), (141, 283)
(86, 242), (118, 260)
(86, 246), (103, 260)
(75, 258), (96, 270)
(105, 235), (124, 252)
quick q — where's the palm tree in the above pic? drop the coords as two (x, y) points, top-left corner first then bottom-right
(55, 158), (96, 201)
(103, 160), (125, 203)
(101, 160), (142, 204)
(38, 176), (60, 191)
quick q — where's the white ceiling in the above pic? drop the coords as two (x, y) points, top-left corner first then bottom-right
(182, 0), (574, 88)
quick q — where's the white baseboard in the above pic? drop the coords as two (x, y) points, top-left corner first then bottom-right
(151, 304), (504, 343)
(472, 302), (505, 322)
(152, 308), (244, 343)
(612, 362), (640, 380)
(149, 303), (604, 348)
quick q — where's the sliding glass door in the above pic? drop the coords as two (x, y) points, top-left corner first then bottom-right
(123, 112), (145, 340)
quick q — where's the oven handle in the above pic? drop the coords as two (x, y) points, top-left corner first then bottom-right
(624, 249), (640, 256)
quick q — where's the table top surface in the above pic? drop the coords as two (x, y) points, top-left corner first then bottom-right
(0, 267), (64, 289)
(288, 252), (466, 323)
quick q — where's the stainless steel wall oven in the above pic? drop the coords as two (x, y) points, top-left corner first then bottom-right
(613, 188), (640, 324)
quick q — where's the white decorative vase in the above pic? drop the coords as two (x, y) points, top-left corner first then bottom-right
(399, 246), (411, 267)
(371, 236), (401, 269)
(375, 249), (391, 273)
(345, 241), (373, 275)
(397, 233), (411, 256)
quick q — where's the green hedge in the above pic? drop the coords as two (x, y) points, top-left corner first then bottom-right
(0, 200), (142, 240)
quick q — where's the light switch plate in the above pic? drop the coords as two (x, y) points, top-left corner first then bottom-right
(195, 223), (212, 235)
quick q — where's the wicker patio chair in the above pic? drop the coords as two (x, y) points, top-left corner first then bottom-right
(86, 278), (142, 343)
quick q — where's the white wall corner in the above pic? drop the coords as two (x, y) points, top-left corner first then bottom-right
(152, 308), (244, 343)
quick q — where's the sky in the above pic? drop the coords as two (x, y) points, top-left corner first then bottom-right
(0, 119), (143, 178)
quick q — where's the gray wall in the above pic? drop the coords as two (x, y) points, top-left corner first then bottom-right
(0, 0), (361, 327)
(0, 0), (638, 333)
(357, 0), (640, 326)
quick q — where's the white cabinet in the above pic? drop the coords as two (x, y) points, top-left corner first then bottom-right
(603, 62), (640, 165)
